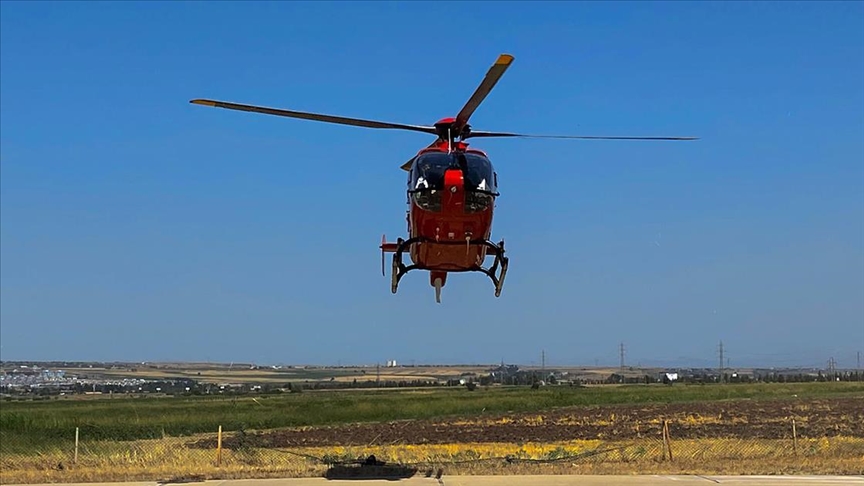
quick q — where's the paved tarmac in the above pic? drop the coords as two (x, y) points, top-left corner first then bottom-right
(9, 476), (864, 486)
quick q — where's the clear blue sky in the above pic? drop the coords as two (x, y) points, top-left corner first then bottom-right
(2, 1), (862, 369)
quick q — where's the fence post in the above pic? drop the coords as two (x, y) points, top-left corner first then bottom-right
(661, 420), (668, 461)
(792, 419), (798, 455)
(74, 427), (79, 464)
(663, 420), (673, 462)
(217, 425), (222, 467)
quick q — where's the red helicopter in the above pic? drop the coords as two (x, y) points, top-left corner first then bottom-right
(190, 54), (696, 303)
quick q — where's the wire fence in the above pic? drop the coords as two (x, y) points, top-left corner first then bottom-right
(2, 421), (863, 482)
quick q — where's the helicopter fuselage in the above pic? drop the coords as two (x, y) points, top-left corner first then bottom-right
(408, 148), (496, 268)
(381, 140), (509, 302)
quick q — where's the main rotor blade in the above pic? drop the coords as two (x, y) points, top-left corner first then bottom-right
(465, 130), (698, 141)
(190, 99), (438, 135)
(454, 54), (515, 129)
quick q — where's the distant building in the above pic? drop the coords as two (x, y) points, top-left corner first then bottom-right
(660, 372), (679, 383)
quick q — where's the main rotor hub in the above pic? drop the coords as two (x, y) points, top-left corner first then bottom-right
(434, 118), (471, 141)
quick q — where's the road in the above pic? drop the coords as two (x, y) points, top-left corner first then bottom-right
(8, 476), (863, 486)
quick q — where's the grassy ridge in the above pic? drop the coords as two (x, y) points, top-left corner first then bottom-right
(2, 382), (862, 451)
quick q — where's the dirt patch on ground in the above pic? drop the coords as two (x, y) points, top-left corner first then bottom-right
(193, 396), (863, 449)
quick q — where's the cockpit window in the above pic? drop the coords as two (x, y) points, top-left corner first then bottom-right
(461, 153), (496, 193)
(410, 152), (448, 191)
(409, 152), (497, 194)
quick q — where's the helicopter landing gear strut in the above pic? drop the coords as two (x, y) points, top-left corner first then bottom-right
(483, 239), (510, 298)
(385, 236), (422, 296)
(380, 236), (509, 302)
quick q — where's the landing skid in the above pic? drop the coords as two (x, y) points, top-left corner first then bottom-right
(380, 236), (509, 302)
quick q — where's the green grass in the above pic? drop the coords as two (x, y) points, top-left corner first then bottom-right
(2, 381), (862, 453)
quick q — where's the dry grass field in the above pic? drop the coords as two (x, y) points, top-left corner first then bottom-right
(3, 436), (862, 483)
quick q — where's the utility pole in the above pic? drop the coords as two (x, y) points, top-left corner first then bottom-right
(619, 342), (626, 370)
(857, 351), (860, 370)
(718, 341), (725, 383)
(828, 357), (836, 376)
(541, 350), (546, 374)
(376, 362), (380, 387)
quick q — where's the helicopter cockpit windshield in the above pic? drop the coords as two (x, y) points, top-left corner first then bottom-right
(409, 151), (498, 212)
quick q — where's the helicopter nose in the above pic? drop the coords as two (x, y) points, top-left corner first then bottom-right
(444, 169), (463, 188)
(441, 169), (464, 216)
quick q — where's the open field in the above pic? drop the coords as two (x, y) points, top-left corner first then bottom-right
(191, 395), (864, 448)
(2, 382), (863, 482)
(4, 382), (863, 449)
(5, 363), (502, 385)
